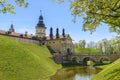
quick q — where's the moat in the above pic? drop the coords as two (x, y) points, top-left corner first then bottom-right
(50, 66), (101, 80)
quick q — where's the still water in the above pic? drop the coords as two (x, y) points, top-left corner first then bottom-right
(50, 66), (101, 80)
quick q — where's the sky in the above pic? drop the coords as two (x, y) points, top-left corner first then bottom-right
(0, 0), (117, 43)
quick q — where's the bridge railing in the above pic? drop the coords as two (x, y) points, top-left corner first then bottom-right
(67, 53), (120, 56)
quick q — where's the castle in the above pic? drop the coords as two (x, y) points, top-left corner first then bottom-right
(0, 14), (74, 55)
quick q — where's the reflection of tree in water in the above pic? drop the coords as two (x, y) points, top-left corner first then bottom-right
(50, 67), (76, 80)
(50, 66), (101, 80)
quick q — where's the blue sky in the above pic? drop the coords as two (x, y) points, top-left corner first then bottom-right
(0, 0), (116, 43)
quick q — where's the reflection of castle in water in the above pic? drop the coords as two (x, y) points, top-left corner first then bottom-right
(0, 13), (74, 54)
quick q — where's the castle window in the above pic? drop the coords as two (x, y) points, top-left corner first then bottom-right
(53, 42), (55, 43)
(49, 42), (51, 44)
(20, 34), (23, 38)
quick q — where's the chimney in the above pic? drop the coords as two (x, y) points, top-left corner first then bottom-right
(56, 28), (59, 39)
(49, 27), (53, 39)
(62, 28), (65, 37)
(25, 31), (28, 37)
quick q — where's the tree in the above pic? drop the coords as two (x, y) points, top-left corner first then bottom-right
(54, 0), (120, 34)
(74, 42), (79, 48)
(97, 42), (103, 54)
(0, 0), (28, 14)
(111, 36), (120, 53)
(79, 40), (86, 48)
(87, 41), (96, 49)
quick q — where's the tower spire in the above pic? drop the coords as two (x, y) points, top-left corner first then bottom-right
(37, 10), (45, 27)
(40, 10), (42, 15)
(9, 23), (14, 32)
(35, 11), (46, 38)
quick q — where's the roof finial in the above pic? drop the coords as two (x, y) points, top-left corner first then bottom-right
(40, 10), (42, 15)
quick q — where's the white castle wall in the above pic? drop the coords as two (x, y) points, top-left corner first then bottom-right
(14, 37), (39, 44)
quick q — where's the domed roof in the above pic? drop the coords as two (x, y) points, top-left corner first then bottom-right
(36, 15), (46, 28)
(39, 15), (43, 20)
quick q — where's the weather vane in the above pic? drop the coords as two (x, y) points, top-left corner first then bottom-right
(11, 21), (13, 24)
(40, 10), (42, 15)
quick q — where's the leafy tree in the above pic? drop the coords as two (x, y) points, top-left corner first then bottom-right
(111, 36), (120, 53)
(79, 40), (86, 48)
(0, 0), (28, 14)
(54, 0), (120, 34)
(87, 41), (96, 49)
(95, 37), (120, 54)
(74, 42), (79, 48)
(97, 42), (103, 54)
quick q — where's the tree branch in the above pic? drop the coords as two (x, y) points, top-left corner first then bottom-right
(88, 11), (120, 19)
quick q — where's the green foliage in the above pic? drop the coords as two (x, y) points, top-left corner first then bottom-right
(91, 58), (120, 80)
(74, 36), (120, 54)
(0, 35), (61, 80)
(55, 0), (120, 34)
(87, 61), (95, 66)
(74, 48), (100, 54)
(78, 40), (86, 48)
(0, 0), (28, 14)
(97, 36), (120, 54)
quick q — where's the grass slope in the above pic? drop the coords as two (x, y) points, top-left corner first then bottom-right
(95, 64), (110, 69)
(0, 35), (61, 80)
(91, 58), (120, 80)
(74, 48), (100, 54)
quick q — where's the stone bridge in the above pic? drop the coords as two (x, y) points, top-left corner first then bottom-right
(62, 54), (120, 65)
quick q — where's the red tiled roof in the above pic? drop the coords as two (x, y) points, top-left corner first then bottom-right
(0, 30), (34, 39)
(0, 30), (72, 41)
(0, 30), (6, 34)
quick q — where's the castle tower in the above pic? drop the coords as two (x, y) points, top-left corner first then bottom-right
(9, 24), (15, 32)
(36, 11), (46, 38)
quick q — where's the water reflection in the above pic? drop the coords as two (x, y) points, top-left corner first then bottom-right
(50, 66), (101, 80)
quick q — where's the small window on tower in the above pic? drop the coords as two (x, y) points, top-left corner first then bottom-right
(39, 30), (41, 32)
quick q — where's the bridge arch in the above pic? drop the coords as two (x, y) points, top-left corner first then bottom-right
(71, 56), (80, 63)
(82, 56), (96, 65)
(99, 57), (111, 64)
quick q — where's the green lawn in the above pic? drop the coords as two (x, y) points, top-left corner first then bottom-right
(0, 35), (62, 80)
(91, 58), (120, 80)
(74, 48), (100, 54)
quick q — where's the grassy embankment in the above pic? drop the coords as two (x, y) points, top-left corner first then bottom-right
(74, 48), (100, 54)
(95, 64), (110, 69)
(91, 58), (120, 80)
(0, 35), (62, 80)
